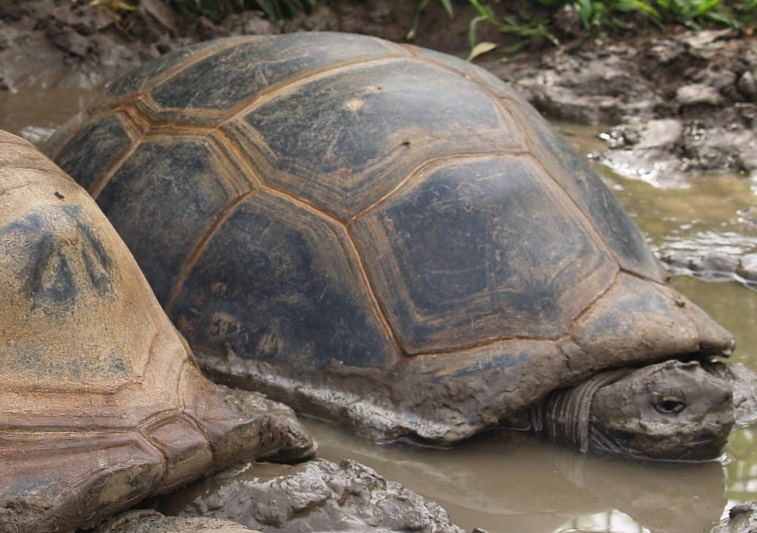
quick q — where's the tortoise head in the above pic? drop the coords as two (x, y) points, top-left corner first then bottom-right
(588, 360), (734, 461)
(536, 359), (734, 461)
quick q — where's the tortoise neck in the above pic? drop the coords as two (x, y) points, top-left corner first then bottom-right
(531, 368), (631, 453)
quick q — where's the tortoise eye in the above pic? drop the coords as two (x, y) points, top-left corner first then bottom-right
(655, 398), (687, 415)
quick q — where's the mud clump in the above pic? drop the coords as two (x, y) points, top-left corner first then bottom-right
(484, 29), (757, 180)
(713, 502), (757, 533)
(155, 458), (467, 533)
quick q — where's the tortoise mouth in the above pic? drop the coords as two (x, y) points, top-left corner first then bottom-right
(590, 421), (732, 462)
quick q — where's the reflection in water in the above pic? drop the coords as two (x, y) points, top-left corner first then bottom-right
(0, 88), (95, 144)
(609, 173), (757, 279)
(669, 278), (757, 367)
(305, 418), (726, 532)
(1, 86), (756, 533)
(558, 510), (651, 533)
(727, 427), (757, 502)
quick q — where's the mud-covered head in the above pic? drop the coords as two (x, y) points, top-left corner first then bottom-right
(589, 360), (734, 461)
(537, 359), (734, 461)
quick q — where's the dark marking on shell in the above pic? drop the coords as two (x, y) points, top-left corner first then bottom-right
(0, 205), (114, 313)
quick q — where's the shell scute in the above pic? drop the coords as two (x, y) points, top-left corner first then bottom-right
(170, 192), (397, 372)
(106, 36), (254, 98)
(0, 194), (146, 391)
(149, 32), (399, 114)
(517, 105), (665, 280)
(352, 155), (618, 353)
(54, 114), (133, 192)
(241, 59), (527, 220)
(406, 44), (532, 104)
(97, 136), (248, 305)
(571, 274), (733, 371)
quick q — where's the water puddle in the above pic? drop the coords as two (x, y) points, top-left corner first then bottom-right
(557, 121), (757, 288)
(305, 415), (730, 532)
(2, 85), (756, 533)
(0, 86), (96, 144)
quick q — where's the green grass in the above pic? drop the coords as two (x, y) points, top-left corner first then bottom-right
(92, 0), (756, 46)
(463, 0), (755, 50)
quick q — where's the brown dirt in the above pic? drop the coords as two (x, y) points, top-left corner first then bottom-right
(482, 28), (757, 178)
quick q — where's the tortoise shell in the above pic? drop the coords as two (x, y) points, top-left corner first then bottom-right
(46, 32), (733, 443)
(0, 130), (313, 532)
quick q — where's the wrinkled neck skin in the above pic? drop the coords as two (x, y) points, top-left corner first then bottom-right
(531, 360), (735, 462)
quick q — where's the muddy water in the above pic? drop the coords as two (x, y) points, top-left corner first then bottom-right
(2, 88), (756, 533)
(560, 122), (757, 287)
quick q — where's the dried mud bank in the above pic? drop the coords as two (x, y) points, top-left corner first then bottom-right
(713, 501), (757, 533)
(483, 29), (757, 179)
(93, 510), (260, 533)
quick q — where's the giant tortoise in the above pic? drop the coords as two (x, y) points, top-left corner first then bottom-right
(0, 130), (314, 532)
(47, 32), (736, 461)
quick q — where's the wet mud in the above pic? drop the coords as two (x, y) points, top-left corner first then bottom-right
(154, 458), (465, 533)
(484, 29), (756, 178)
(93, 509), (259, 533)
(713, 502), (757, 533)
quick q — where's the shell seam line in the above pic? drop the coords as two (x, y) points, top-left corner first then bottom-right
(164, 189), (256, 314)
(349, 149), (532, 224)
(135, 35), (266, 96)
(341, 223), (406, 359)
(223, 54), (437, 127)
(88, 109), (147, 200)
(192, 144), (407, 363)
(211, 126), (406, 360)
(564, 271), (622, 340)
(509, 105), (654, 282)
